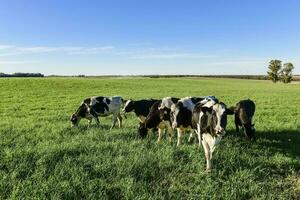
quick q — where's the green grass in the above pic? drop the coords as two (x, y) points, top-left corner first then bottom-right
(0, 77), (299, 199)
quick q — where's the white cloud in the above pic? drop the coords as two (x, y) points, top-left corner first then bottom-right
(0, 44), (115, 56)
(130, 53), (216, 59)
(205, 60), (266, 66)
(0, 45), (15, 50)
(68, 46), (115, 55)
(0, 60), (35, 65)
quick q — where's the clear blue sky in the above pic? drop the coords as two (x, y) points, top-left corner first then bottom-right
(0, 0), (299, 75)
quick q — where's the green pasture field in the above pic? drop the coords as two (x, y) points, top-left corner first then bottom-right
(0, 77), (299, 199)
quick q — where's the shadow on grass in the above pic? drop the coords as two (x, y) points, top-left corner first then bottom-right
(226, 128), (300, 158)
(256, 129), (300, 158)
(210, 129), (300, 177)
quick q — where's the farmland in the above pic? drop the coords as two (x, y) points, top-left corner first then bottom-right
(0, 77), (299, 199)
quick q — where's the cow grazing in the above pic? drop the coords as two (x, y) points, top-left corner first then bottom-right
(138, 100), (173, 143)
(193, 101), (234, 171)
(158, 97), (180, 110)
(230, 99), (256, 140)
(171, 96), (217, 146)
(122, 99), (158, 122)
(70, 96), (124, 129)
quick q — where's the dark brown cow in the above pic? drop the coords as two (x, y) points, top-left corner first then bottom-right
(230, 99), (256, 140)
(138, 100), (174, 143)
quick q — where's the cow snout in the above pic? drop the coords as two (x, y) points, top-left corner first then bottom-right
(215, 127), (225, 135)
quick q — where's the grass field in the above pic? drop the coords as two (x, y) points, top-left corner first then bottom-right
(0, 77), (299, 199)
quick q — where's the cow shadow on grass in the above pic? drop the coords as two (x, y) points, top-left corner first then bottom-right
(59, 123), (113, 136)
(256, 129), (300, 158)
(227, 129), (300, 158)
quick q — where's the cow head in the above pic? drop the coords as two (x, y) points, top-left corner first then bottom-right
(159, 107), (171, 121)
(200, 102), (234, 136)
(70, 103), (88, 126)
(70, 114), (80, 126)
(122, 99), (135, 113)
(170, 102), (192, 129)
(138, 122), (148, 138)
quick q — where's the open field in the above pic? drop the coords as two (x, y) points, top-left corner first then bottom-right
(0, 77), (299, 199)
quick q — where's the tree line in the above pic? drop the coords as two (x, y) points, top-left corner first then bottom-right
(0, 72), (44, 77)
(267, 60), (294, 83)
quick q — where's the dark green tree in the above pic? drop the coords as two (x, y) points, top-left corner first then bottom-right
(267, 60), (282, 83)
(280, 62), (294, 83)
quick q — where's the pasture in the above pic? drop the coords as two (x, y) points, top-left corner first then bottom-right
(0, 77), (299, 199)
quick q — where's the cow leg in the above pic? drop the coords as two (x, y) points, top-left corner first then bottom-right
(167, 125), (173, 143)
(94, 117), (100, 125)
(89, 109), (100, 126)
(177, 128), (183, 146)
(157, 128), (163, 143)
(198, 133), (202, 148)
(88, 118), (93, 126)
(110, 114), (117, 130)
(235, 115), (240, 133)
(235, 123), (239, 133)
(201, 139), (212, 171)
(196, 124), (202, 147)
(188, 131), (194, 143)
(117, 113), (122, 128)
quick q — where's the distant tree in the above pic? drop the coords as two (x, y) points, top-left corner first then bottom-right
(267, 60), (282, 83)
(0, 72), (44, 77)
(280, 63), (294, 83)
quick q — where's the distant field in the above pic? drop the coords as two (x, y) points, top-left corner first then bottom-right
(0, 77), (299, 199)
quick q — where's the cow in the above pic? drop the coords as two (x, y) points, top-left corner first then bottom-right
(122, 99), (158, 122)
(192, 100), (234, 171)
(230, 99), (256, 140)
(138, 100), (173, 143)
(170, 96), (218, 146)
(158, 97), (180, 110)
(70, 96), (124, 129)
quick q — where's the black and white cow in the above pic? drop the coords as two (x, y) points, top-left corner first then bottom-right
(122, 99), (158, 122)
(192, 100), (234, 171)
(158, 97), (180, 110)
(70, 96), (124, 129)
(138, 100), (173, 143)
(170, 96), (217, 146)
(230, 99), (256, 140)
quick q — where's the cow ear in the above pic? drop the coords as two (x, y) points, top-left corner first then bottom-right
(226, 107), (235, 115)
(201, 106), (212, 114)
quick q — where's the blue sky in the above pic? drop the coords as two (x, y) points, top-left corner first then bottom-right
(0, 0), (299, 75)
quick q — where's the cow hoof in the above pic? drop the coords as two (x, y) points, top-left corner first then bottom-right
(206, 169), (212, 173)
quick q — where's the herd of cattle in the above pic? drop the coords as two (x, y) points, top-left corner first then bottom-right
(70, 96), (256, 171)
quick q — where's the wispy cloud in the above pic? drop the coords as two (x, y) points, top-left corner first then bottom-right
(0, 45), (15, 50)
(68, 46), (115, 55)
(0, 44), (115, 57)
(0, 60), (36, 65)
(205, 60), (266, 66)
(130, 53), (216, 59)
